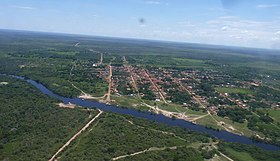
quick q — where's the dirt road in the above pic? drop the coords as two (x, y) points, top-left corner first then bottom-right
(112, 146), (179, 160)
(106, 65), (112, 103)
(144, 70), (167, 103)
(123, 56), (140, 95)
(49, 109), (103, 161)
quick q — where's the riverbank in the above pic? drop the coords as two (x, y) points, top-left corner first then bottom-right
(2, 74), (280, 151)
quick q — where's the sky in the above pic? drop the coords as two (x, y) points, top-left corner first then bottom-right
(0, 0), (280, 49)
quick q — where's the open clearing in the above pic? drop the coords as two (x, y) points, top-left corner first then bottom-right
(224, 147), (255, 161)
(58, 103), (76, 109)
(0, 82), (8, 85)
(215, 87), (254, 94)
(257, 108), (280, 124)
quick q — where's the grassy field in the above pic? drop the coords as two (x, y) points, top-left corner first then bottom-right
(73, 81), (108, 97)
(50, 51), (78, 56)
(111, 95), (203, 115)
(172, 57), (206, 68)
(215, 87), (255, 94)
(111, 95), (150, 111)
(196, 115), (221, 130)
(157, 104), (180, 112)
(257, 108), (280, 124)
(225, 147), (255, 161)
(243, 61), (280, 72)
(213, 116), (256, 137)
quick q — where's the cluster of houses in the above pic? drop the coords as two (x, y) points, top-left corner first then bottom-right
(89, 61), (279, 113)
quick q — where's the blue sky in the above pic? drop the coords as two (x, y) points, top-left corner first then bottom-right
(1, 0), (280, 48)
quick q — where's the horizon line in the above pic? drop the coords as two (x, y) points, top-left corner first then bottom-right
(0, 28), (279, 51)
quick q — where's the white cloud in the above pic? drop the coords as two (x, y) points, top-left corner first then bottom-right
(221, 26), (229, 31)
(218, 16), (238, 20)
(139, 24), (147, 27)
(208, 7), (229, 13)
(177, 21), (195, 27)
(145, 1), (161, 5)
(12, 5), (36, 10)
(135, 15), (280, 48)
(207, 17), (280, 31)
(241, 30), (249, 34)
(107, 15), (280, 49)
(204, 16), (280, 48)
(256, 4), (278, 8)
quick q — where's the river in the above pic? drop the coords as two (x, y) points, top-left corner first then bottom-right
(4, 74), (280, 151)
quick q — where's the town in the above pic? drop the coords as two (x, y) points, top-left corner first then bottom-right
(73, 53), (280, 139)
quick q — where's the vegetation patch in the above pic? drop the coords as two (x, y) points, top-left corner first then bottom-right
(218, 142), (280, 161)
(0, 76), (92, 161)
(215, 87), (254, 94)
(58, 113), (211, 161)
